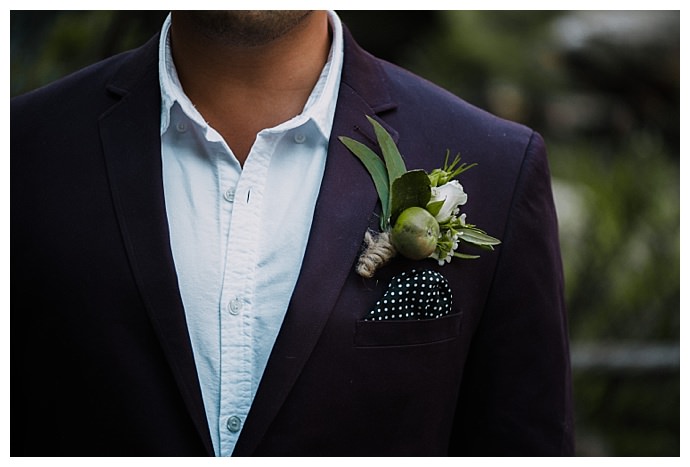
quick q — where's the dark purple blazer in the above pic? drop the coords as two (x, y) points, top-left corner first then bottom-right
(11, 27), (574, 456)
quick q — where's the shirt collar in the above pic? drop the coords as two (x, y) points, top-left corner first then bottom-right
(158, 11), (344, 140)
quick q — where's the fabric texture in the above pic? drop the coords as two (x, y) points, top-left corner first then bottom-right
(365, 269), (452, 321)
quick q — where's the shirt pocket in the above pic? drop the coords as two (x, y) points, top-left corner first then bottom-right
(354, 311), (462, 348)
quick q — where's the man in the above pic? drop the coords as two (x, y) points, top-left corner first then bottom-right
(11, 11), (574, 456)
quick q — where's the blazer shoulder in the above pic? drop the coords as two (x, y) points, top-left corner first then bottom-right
(383, 58), (533, 140)
(364, 56), (538, 185)
(12, 34), (160, 144)
(12, 34), (159, 120)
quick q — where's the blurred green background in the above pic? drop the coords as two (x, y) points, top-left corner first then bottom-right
(10, 10), (680, 456)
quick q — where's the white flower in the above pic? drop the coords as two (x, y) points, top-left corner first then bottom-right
(431, 228), (461, 265)
(428, 180), (468, 223)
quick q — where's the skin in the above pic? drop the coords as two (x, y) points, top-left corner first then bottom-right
(170, 10), (331, 165)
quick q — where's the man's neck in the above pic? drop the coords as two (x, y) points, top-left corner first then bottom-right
(170, 11), (331, 164)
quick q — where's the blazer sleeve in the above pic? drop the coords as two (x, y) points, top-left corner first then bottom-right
(449, 132), (575, 455)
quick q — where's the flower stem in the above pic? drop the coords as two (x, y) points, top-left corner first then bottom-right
(356, 230), (397, 278)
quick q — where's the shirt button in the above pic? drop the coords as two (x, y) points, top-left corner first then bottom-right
(223, 189), (235, 202)
(226, 416), (242, 433)
(294, 132), (306, 144)
(228, 298), (243, 315)
(176, 121), (188, 132)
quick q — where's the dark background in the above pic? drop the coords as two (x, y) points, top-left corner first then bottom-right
(10, 10), (680, 456)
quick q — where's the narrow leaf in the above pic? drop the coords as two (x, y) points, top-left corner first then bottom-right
(339, 136), (390, 229)
(453, 252), (480, 260)
(390, 170), (431, 225)
(457, 227), (502, 246)
(366, 116), (407, 190)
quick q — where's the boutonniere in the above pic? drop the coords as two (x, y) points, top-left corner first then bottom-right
(340, 116), (500, 278)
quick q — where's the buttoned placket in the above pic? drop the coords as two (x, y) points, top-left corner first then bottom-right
(217, 130), (278, 456)
(166, 101), (324, 455)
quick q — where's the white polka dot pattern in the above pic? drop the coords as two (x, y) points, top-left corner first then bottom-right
(365, 269), (452, 321)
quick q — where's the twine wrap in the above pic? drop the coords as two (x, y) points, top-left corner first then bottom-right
(356, 230), (397, 278)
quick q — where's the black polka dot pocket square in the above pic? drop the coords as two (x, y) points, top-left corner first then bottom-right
(365, 269), (452, 321)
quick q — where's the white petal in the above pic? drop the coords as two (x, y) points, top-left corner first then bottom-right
(428, 181), (468, 222)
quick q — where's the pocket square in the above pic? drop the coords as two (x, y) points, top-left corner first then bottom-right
(365, 269), (452, 321)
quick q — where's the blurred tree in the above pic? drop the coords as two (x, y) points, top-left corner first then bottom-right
(337, 10), (440, 64)
(553, 11), (679, 150)
(11, 11), (167, 96)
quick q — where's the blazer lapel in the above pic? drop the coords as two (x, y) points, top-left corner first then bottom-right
(98, 37), (214, 455)
(233, 28), (399, 456)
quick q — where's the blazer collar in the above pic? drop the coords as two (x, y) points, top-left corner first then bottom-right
(99, 34), (215, 456)
(233, 26), (399, 456)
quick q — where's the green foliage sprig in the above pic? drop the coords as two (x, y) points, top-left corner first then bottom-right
(340, 116), (500, 277)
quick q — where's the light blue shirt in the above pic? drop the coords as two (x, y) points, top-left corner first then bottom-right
(158, 12), (344, 456)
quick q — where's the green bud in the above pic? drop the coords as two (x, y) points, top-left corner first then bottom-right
(391, 207), (440, 260)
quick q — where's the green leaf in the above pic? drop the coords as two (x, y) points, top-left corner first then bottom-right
(390, 170), (431, 225)
(426, 200), (445, 217)
(457, 227), (502, 247)
(339, 136), (390, 229)
(366, 116), (407, 192)
(453, 252), (481, 260)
